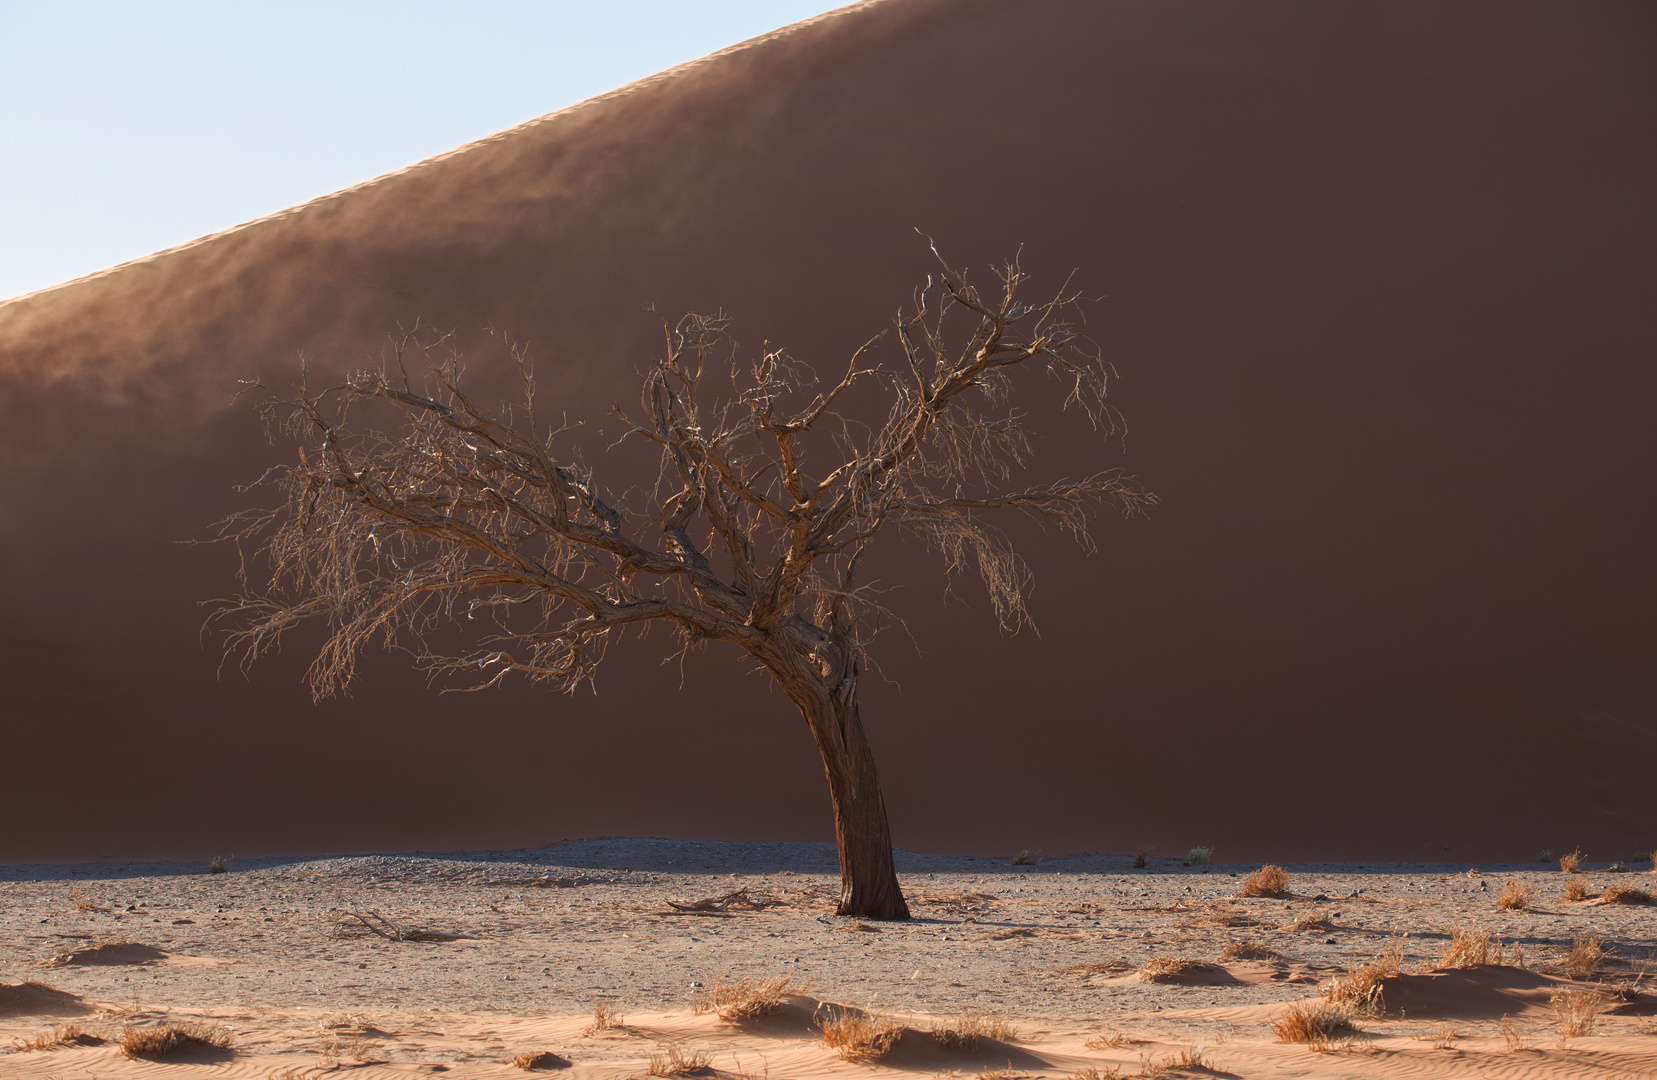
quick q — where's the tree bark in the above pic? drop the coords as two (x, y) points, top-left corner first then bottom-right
(782, 649), (910, 921)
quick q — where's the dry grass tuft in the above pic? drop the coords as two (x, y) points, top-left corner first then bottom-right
(1010, 850), (1036, 866)
(1238, 864), (1290, 898)
(1219, 939), (1284, 963)
(1599, 883), (1651, 905)
(819, 1008), (902, 1061)
(1324, 936), (1405, 1014)
(696, 975), (794, 1022)
(1135, 957), (1203, 983)
(1562, 877), (1591, 902)
(1136, 1047), (1208, 1076)
(1559, 849), (1585, 874)
(929, 1011), (1018, 1049)
(584, 1001), (624, 1035)
(976, 1064), (1037, 1080)
(1441, 920), (1496, 967)
(1082, 1031), (1132, 1050)
(1565, 933), (1607, 979)
(118, 1023), (233, 1060)
(11, 1024), (98, 1052)
(1281, 908), (1336, 933)
(1067, 1068), (1122, 1080)
(1551, 988), (1604, 1040)
(69, 887), (109, 914)
(1428, 1025), (1459, 1050)
(509, 1051), (566, 1070)
(1497, 880), (1531, 911)
(1271, 1000), (1356, 1048)
(1500, 1016), (1533, 1051)
(1132, 847), (1152, 870)
(646, 1046), (712, 1076)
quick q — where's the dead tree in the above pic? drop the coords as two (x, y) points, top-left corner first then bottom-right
(213, 245), (1156, 920)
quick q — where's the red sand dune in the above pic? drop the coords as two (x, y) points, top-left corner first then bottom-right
(0, 0), (1652, 862)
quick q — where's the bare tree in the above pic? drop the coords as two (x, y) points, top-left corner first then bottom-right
(213, 245), (1156, 920)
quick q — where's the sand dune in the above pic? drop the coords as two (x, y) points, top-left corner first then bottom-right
(0, 0), (1654, 861)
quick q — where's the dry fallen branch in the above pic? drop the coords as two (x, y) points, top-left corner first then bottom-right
(663, 889), (782, 915)
(331, 907), (475, 942)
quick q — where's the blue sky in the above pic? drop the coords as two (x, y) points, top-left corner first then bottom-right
(0, 1), (839, 300)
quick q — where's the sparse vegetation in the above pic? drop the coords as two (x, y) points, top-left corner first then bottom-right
(119, 1023), (233, 1060)
(1136, 957), (1204, 983)
(1238, 864), (1290, 898)
(1536, 848), (1553, 863)
(11, 1024), (97, 1052)
(1010, 850), (1036, 866)
(1136, 1047), (1208, 1076)
(1600, 883), (1650, 905)
(1324, 936), (1405, 1014)
(696, 975), (795, 1022)
(1067, 1068), (1122, 1080)
(1500, 1016), (1533, 1051)
(1551, 987), (1604, 1040)
(646, 1046), (712, 1076)
(819, 1007), (902, 1061)
(928, 1011), (1018, 1049)
(585, 1001), (624, 1034)
(1559, 849), (1585, 874)
(1562, 877), (1590, 902)
(1440, 920), (1496, 967)
(1132, 847), (1152, 870)
(1428, 1024), (1459, 1050)
(1186, 846), (1211, 866)
(1565, 933), (1607, 979)
(1281, 908), (1337, 932)
(1496, 880), (1530, 911)
(208, 856), (228, 874)
(1271, 1000), (1356, 1048)
(69, 886), (108, 913)
(1082, 1031), (1132, 1050)
(509, 1051), (566, 1070)
(1219, 940), (1284, 962)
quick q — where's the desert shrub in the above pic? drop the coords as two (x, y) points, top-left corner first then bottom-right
(1010, 850), (1036, 866)
(1238, 864), (1289, 898)
(1565, 933), (1607, 979)
(207, 856), (228, 874)
(1067, 1068), (1122, 1080)
(1600, 883), (1650, 905)
(1132, 847), (1152, 869)
(1082, 1031), (1130, 1050)
(697, 975), (793, 1022)
(1559, 849), (1585, 874)
(819, 1008), (901, 1061)
(119, 1024), (232, 1060)
(1428, 1025), (1459, 1050)
(1551, 988), (1604, 1039)
(1536, 848), (1553, 863)
(1323, 936), (1405, 1014)
(1441, 921), (1496, 967)
(646, 1047), (711, 1076)
(1186, 847), (1211, 866)
(1500, 1016), (1532, 1051)
(1219, 940), (1284, 962)
(929, 1011), (1017, 1049)
(1136, 957), (1202, 983)
(584, 1001), (623, 1034)
(509, 1051), (566, 1070)
(1561, 877), (1590, 902)
(1497, 880), (1530, 911)
(1271, 1000), (1355, 1048)
(1281, 908), (1336, 932)
(11, 1025), (96, 1052)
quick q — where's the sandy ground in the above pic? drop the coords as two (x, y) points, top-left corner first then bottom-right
(2, 839), (1654, 1079)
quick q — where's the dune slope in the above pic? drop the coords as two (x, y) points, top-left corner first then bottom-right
(0, 0), (1653, 860)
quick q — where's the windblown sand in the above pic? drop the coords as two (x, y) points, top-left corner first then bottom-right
(2, 840), (1653, 1078)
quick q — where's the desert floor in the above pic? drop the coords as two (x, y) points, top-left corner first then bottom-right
(2, 840), (1653, 1079)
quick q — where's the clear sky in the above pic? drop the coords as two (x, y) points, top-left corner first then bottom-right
(0, 1), (841, 301)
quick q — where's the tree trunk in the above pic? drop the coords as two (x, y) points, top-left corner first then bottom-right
(793, 653), (910, 920)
